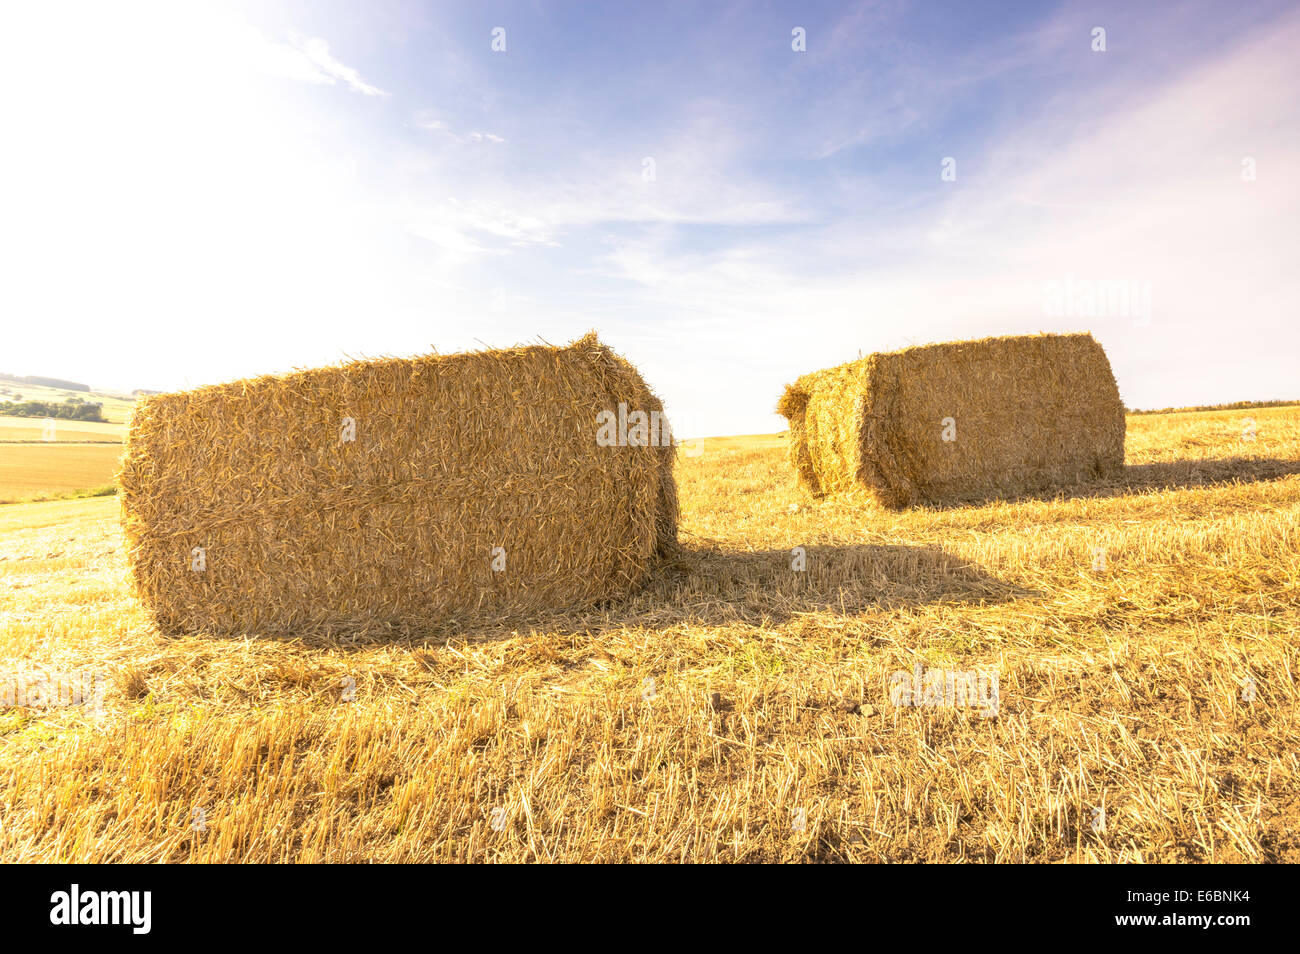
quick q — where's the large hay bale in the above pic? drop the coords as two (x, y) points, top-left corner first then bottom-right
(119, 333), (677, 635)
(776, 332), (1125, 507)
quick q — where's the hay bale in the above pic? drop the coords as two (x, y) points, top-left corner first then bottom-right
(776, 332), (1125, 507)
(118, 333), (678, 635)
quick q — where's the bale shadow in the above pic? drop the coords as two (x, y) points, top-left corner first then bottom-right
(216, 542), (1034, 649)
(918, 456), (1300, 511)
(278, 543), (1037, 648)
(623, 542), (1037, 627)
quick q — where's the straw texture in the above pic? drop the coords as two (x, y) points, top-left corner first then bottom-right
(777, 333), (1125, 507)
(118, 333), (678, 635)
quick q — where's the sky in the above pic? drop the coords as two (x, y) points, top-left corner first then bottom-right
(1, 0), (1297, 437)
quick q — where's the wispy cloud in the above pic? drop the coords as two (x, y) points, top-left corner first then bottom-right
(249, 30), (387, 96)
(412, 112), (506, 144)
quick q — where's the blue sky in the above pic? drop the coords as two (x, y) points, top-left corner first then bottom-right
(1, 0), (1297, 435)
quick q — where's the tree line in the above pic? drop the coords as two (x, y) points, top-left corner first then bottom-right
(0, 400), (107, 422)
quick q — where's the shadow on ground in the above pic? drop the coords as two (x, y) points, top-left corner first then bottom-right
(917, 456), (1300, 511)
(254, 543), (1037, 649)
(634, 542), (1034, 623)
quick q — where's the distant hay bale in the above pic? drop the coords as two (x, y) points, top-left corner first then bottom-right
(119, 333), (678, 635)
(776, 333), (1125, 508)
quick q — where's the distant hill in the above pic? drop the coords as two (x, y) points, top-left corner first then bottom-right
(0, 374), (90, 392)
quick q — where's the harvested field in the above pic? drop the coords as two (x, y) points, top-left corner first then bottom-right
(0, 416), (125, 444)
(0, 404), (1297, 862)
(0, 443), (123, 502)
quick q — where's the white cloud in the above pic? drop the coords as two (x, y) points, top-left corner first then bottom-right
(413, 111), (506, 144)
(253, 32), (387, 96)
(396, 112), (808, 265)
(289, 34), (387, 96)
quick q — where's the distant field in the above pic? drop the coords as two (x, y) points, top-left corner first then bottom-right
(0, 444), (122, 502)
(0, 381), (136, 424)
(690, 432), (786, 451)
(0, 388), (130, 501)
(0, 415), (124, 443)
(1130, 398), (1300, 415)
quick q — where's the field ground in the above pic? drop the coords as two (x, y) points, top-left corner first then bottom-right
(0, 415), (125, 443)
(0, 444), (123, 503)
(0, 409), (125, 502)
(0, 405), (1297, 862)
